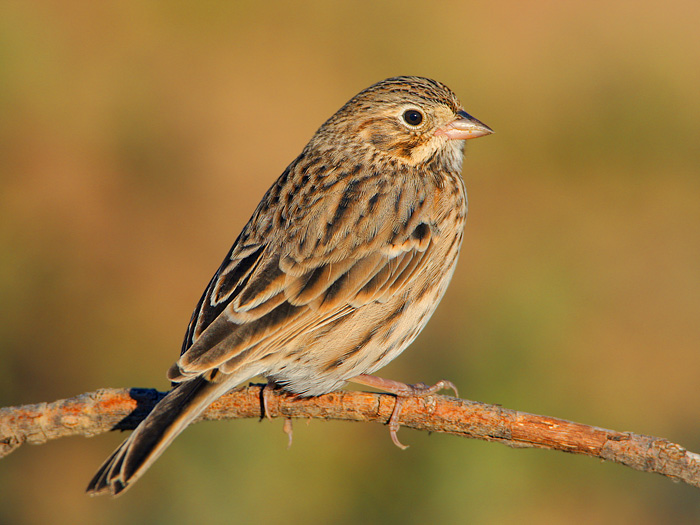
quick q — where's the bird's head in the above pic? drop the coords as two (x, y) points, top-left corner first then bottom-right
(317, 76), (493, 167)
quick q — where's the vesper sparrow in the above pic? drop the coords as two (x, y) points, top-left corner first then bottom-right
(87, 76), (492, 496)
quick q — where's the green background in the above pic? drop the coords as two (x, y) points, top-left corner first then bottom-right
(1, 1), (699, 523)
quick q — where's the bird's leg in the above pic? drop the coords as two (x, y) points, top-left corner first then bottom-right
(261, 380), (294, 447)
(350, 374), (459, 450)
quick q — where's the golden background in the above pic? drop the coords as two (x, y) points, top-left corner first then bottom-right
(1, 1), (699, 523)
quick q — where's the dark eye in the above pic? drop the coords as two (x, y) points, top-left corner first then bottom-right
(402, 109), (423, 126)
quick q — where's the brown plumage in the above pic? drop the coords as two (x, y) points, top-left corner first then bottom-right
(87, 76), (493, 496)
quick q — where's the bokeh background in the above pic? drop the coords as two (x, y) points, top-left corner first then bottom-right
(1, 1), (699, 523)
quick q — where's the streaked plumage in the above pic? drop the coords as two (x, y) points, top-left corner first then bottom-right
(87, 76), (492, 496)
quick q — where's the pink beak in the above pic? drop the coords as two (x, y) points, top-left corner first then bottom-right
(435, 110), (494, 140)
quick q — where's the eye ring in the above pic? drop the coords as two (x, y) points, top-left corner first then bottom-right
(402, 109), (424, 127)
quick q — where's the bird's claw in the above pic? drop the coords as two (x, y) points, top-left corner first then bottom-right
(261, 383), (294, 448)
(260, 382), (276, 421)
(409, 380), (459, 399)
(350, 374), (458, 450)
(283, 417), (294, 449)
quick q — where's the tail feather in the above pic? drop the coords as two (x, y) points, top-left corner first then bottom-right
(86, 377), (230, 496)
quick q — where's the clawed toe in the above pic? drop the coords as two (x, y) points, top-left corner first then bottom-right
(410, 379), (459, 399)
(260, 382), (277, 421)
(260, 383), (294, 448)
(388, 397), (409, 450)
(350, 374), (459, 449)
(283, 417), (294, 449)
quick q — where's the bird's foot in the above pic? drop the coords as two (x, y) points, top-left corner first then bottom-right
(350, 374), (458, 449)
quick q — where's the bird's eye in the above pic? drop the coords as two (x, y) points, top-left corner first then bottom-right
(402, 109), (424, 127)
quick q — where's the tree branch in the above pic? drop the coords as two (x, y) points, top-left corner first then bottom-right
(1, 386), (698, 489)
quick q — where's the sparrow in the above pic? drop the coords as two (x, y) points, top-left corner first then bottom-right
(87, 76), (493, 496)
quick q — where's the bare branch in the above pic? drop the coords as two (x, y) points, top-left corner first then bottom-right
(1, 386), (698, 489)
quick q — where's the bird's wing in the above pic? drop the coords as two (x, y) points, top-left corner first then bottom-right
(170, 168), (435, 381)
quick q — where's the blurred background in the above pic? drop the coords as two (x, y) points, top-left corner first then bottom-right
(1, 1), (699, 523)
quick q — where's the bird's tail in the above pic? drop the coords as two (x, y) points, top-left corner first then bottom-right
(86, 377), (230, 496)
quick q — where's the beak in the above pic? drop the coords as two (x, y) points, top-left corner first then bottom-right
(435, 110), (494, 140)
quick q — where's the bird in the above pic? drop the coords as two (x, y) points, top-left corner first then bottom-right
(86, 76), (493, 496)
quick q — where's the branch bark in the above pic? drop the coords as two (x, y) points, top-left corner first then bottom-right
(1, 386), (698, 489)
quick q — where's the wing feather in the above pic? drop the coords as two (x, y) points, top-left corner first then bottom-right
(173, 168), (436, 381)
